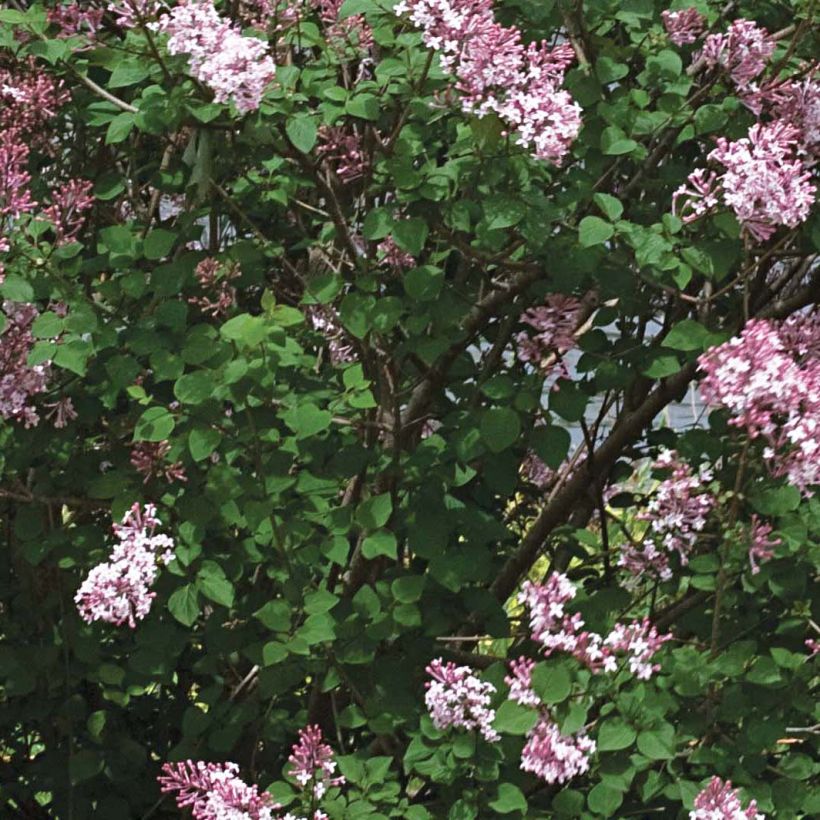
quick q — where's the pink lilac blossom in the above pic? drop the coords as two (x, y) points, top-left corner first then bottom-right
(520, 715), (595, 784)
(287, 725), (345, 800)
(189, 257), (239, 318)
(306, 304), (356, 365)
(520, 451), (554, 490)
(698, 312), (820, 495)
(377, 236), (415, 271)
(240, 1), (303, 32)
(0, 133), (35, 221)
(316, 125), (368, 182)
(662, 8), (706, 46)
(154, 0), (276, 113)
(158, 760), (276, 820)
(312, 0), (374, 50)
(505, 656), (540, 707)
(516, 294), (582, 372)
(425, 658), (500, 742)
(697, 19), (775, 89)
(48, 2), (105, 37)
(44, 396), (77, 428)
(74, 503), (175, 628)
(674, 121), (816, 241)
(806, 638), (819, 657)
(618, 450), (715, 581)
(690, 777), (765, 820)
(518, 575), (612, 672)
(393, 0), (581, 164)
(131, 440), (188, 484)
(0, 302), (51, 427)
(747, 516), (780, 574)
(41, 179), (94, 245)
(603, 617), (671, 680)
(108, 0), (160, 28)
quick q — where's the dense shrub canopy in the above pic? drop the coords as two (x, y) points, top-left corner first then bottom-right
(0, 1), (818, 818)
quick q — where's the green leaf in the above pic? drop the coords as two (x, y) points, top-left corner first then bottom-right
(404, 266), (443, 301)
(174, 371), (213, 405)
(664, 319), (711, 351)
(1, 274), (34, 302)
(356, 493), (392, 529)
(197, 563), (234, 608)
(346, 94), (379, 120)
(579, 216), (614, 247)
(597, 719), (637, 752)
(53, 340), (92, 376)
(262, 641), (288, 666)
(480, 407), (521, 453)
(485, 197), (526, 230)
(362, 207), (393, 240)
(493, 701), (539, 735)
(531, 661), (571, 704)
(31, 312), (64, 339)
(642, 353), (681, 378)
(168, 584), (200, 627)
(220, 313), (267, 347)
(530, 425), (571, 469)
(749, 485), (801, 517)
(188, 427), (221, 461)
(254, 600), (291, 632)
(338, 0), (373, 18)
(587, 783), (624, 816)
(362, 529), (398, 560)
(393, 218), (428, 256)
(134, 407), (175, 442)
(391, 575), (425, 603)
(105, 113), (135, 145)
(69, 750), (104, 785)
(601, 126), (638, 155)
(143, 229), (176, 260)
(283, 403), (332, 439)
(108, 60), (149, 88)
(488, 783), (527, 814)
(286, 115), (317, 153)
(593, 193), (624, 221)
(637, 728), (675, 759)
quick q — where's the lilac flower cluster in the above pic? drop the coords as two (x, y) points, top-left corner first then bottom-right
(603, 617), (671, 680)
(305, 304), (356, 365)
(519, 573), (670, 677)
(618, 450), (715, 581)
(313, 0), (373, 51)
(153, 0), (276, 113)
(131, 440), (188, 484)
(520, 714), (596, 784)
(48, 2), (105, 38)
(424, 658), (500, 742)
(159, 760), (276, 820)
(108, 0), (160, 28)
(74, 503), (175, 628)
(393, 0), (582, 164)
(505, 656), (540, 707)
(674, 121), (815, 241)
(516, 294), (582, 372)
(189, 257), (240, 318)
(698, 312), (820, 495)
(0, 302), (51, 427)
(747, 515), (780, 574)
(287, 725), (345, 800)
(690, 776), (765, 820)
(316, 125), (369, 182)
(42, 178), (94, 245)
(661, 8), (706, 46)
(697, 19), (775, 89)
(377, 236), (415, 271)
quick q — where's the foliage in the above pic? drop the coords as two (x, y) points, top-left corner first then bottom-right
(0, 0), (818, 818)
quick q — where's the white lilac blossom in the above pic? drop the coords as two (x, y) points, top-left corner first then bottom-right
(690, 777), (765, 820)
(425, 658), (500, 742)
(74, 503), (175, 627)
(520, 715), (595, 784)
(394, 0), (581, 164)
(153, 0), (276, 113)
(618, 450), (715, 581)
